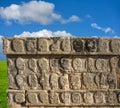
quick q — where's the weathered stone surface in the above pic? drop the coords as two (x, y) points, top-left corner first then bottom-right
(72, 57), (87, 72)
(26, 38), (37, 54)
(3, 38), (120, 108)
(70, 74), (81, 90)
(110, 39), (120, 53)
(7, 90), (25, 105)
(84, 39), (97, 52)
(98, 39), (110, 53)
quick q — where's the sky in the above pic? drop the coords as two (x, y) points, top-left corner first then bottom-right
(0, 0), (120, 60)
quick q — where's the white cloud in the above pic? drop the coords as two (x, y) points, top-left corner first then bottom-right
(91, 23), (114, 34)
(0, 1), (80, 25)
(61, 15), (80, 24)
(14, 29), (72, 37)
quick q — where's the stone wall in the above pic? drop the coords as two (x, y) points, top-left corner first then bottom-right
(3, 37), (120, 108)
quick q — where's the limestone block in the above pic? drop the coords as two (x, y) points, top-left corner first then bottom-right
(72, 57), (87, 72)
(71, 38), (98, 55)
(50, 56), (60, 73)
(82, 73), (97, 89)
(26, 90), (49, 106)
(98, 39), (110, 53)
(59, 57), (73, 73)
(82, 72), (117, 89)
(70, 74), (81, 90)
(59, 74), (69, 90)
(25, 38), (37, 54)
(71, 38), (84, 54)
(110, 39), (120, 54)
(7, 90), (25, 105)
(84, 38), (98, 53)
(49, 37), (71, 54)
(4, 38), (120, 108)
(88, 57), (110, 73)
(37, 38), (50, 54)
(3, 38), (26, 54)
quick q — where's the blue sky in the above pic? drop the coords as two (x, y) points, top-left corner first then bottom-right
(0, 0), (120, 60)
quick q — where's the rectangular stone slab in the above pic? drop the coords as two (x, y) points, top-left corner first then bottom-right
(3, 38), (120, 55)
(25, 90), (120, 106)
(3, 37), (120, 108)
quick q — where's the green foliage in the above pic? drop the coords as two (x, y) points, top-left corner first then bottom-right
(0, 61), (9, 108)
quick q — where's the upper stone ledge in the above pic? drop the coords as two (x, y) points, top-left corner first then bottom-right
(3, 37), (120, 55)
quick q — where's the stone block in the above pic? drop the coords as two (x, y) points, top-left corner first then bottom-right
(7, 90), (25, 105)
(4, 38), (120, 107)
(98, 38), (111, 54)
(70, 38), (98, 55)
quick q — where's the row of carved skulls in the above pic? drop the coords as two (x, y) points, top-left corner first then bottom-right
(9, 56), (120, 74)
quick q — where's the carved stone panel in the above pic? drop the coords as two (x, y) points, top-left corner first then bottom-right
(4, 38), (120, 108)
(60, 38), (71, 52)
(82, 73), (96, 89)
(72, 57), (87, 72)
(85, 39), (97, 52)
(25, 38), (37, 54)
(7, 90), (25, 105)
(98, 39), (110, 53)
(60, 57), (72, 73)
(11, 39), (25, 53)
(71, 39), (84, 53)
(38, 38), (49, 53)
(59, 74), (69, 89)
(110, 39), (120, 53)
(70, 74), (81, 90)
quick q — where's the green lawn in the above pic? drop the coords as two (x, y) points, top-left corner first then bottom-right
(0, 61), (9, 108)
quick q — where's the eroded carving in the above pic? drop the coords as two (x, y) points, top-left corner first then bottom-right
(110, 57), (119, 72)
(107, 91), (117, 104)
(93, 92), (105, 104)
(95, 58), (109, 72)
(100, 73), (108, 89)
(71, 92), (81, 104)
(60, 92), (70, 105)
(16, 57), (25, 73)
(70, 74), (81, 90)
(38, 38), (48, 52)
(98, 39), (110, 52)
(16, 74), (26, 89)
(60, 39), (71, 52)
(88, 58), (96, 72)
(85, 39), (97, 52)
(59, 74), (69, 89)
(27, 93), (38, 104)
(50, 58), (60, 73)
(60, 58), (72, 72)
(26, 39), (36, 52)
(83, 73), (96, 89)
(111, 39), (120, 53)
(107, 72), (117, 89)
(28, 59), (37, 72)
(40, 73), (50, 90)
(84, 92), (93, 104)
(14, 93), (25, 103)
(73, 39), (83, 52)
(11, 39), (24, 52)
(38, 91), (48, 103)
(38, 58), (49, 73)
(50, 73), (59, 89)
(28, 74), (38, 89)
(73, 58), (87, 72)
(49, 91), (60, 104)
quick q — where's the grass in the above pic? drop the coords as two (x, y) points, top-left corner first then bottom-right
(0, 61), (9, 108)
